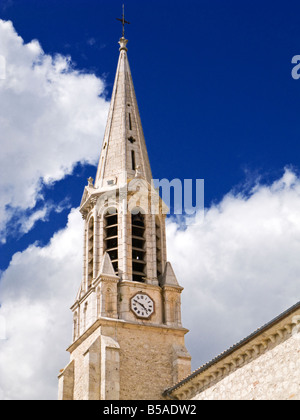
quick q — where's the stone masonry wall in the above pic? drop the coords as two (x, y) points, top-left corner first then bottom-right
(112, 323), (190, 400)
(67, 319), (191, 400)
(192, 331), (300, 400)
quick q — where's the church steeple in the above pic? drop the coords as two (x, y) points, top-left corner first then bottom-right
(58, 20), (191, 401)
(94, 34), (152, 189)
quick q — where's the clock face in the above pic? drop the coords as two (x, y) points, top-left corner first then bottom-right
(131, 293), (154, 319)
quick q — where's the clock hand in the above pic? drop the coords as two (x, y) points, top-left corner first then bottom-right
(134, 300), (148, 313)
(139, 302), (148, 312)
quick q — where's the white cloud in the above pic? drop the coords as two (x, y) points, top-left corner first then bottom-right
(0, 170), (299, 399)
(4, 198), (71, 240)
(167, 168), (300, 370)
(0, 209), (83, 400)
(0, 17), (298, 400)
(0, 19), (109, 241)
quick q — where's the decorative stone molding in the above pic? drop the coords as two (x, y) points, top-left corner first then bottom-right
(80, 193), (100, 220)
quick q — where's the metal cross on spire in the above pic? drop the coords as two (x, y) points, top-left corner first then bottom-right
(116, 4), (130, 38)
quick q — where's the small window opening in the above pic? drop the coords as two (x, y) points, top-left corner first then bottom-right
(128, 136), (136, 144)
(131, 150), (136, 171)
(129, 113), (132, 130)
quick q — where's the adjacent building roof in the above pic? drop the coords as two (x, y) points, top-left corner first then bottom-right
(163, 300), (300, 399)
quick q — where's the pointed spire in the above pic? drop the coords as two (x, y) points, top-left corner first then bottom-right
(94, 26), (152, 190)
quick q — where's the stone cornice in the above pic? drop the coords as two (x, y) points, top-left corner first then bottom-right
(164, 302), (300, 400)
(66, 316), (189, 354)
(93, 274), (120, 287)
(162, 285), (184, 293)
(80, 193), (100, 219)
(119, 280), (162, 293)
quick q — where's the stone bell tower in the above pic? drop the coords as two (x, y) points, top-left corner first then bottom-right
(58, 29), (191, 401)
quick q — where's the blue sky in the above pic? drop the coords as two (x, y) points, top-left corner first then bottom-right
(1, 0), (300, 270)
(1, 0), (300, 268)
(0, 0), (300, 399)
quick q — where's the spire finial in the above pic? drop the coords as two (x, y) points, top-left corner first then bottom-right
(116, 4), (130, 39)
